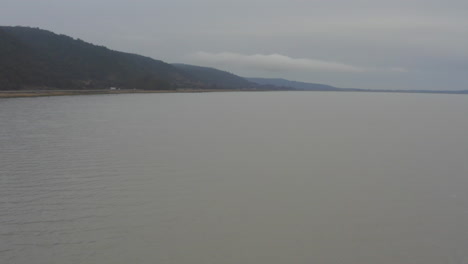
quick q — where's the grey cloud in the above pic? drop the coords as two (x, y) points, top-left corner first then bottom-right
(189, 52), (407, 73)
(1, 0), (467, 90)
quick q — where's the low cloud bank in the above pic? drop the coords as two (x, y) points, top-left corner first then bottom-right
(189, 52), (407, 73)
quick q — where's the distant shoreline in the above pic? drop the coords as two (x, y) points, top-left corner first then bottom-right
(0, 89), (262, 98)
(1, 88), (467, 98)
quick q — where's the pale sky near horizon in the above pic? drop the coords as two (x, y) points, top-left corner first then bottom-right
(2, 0), (468, 90)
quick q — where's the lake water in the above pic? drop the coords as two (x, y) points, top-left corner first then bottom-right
(1, 92), (468, 264)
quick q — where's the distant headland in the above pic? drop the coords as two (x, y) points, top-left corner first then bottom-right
(1, 26), (467, 97)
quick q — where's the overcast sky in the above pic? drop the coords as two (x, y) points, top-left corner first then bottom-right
(2, 0), (468, 90)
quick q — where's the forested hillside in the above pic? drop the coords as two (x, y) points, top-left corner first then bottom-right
(172, 64), (256, 89)
(0, 27), (257, 91)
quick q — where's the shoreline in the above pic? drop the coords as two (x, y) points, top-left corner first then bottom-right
(0, 89), (261, 98)
(1, 88), (467, 99)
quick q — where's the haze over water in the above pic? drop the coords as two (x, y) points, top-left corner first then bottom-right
(1, 92), (468, 264)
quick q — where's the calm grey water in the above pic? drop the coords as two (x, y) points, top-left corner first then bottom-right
(1, 92), (468, 264)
